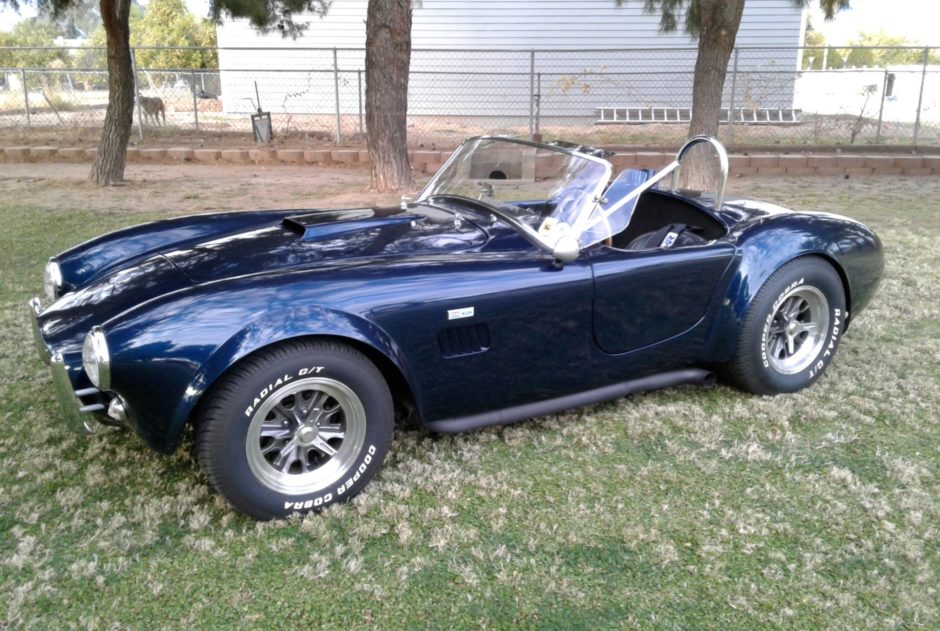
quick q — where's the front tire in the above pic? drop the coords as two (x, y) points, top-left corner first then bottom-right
(726, 257), (847, 395)
(196, 340), (393, 520)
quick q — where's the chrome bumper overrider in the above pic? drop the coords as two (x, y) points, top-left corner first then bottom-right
(30, 297), (103, 434)
(28, 297), (51, 366)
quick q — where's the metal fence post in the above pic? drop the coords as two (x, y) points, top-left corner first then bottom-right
(528, 50), (535, 138)
(535, 72), (542, 137)
(727, 47), (739, 144)
(875, 68), (888, 143)
(21, 69), (30, 129)
(357, 68), (363, 135)
(191, 70), (200, 132)
(912, 46), (929, 149)
(131, 48), (144, 140)
(333, 47), (342, 143)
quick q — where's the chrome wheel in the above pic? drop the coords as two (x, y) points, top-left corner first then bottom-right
(245, 377), (366, 494)
(764, 286), (830, 375)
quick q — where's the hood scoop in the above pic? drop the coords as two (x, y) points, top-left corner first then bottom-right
(282, 208), (421, 242)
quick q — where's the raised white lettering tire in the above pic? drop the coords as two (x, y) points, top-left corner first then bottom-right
(196, 340), (393, 520)
(725, 257), (846, 395)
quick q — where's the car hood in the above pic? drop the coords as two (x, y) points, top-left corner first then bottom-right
(38, 205), (488, 351)
(163, 205), (487, 284)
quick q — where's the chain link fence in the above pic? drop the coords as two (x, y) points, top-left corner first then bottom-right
(1, 45), (938, 148)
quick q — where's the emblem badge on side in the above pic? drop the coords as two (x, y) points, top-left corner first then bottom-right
(447, 306), (475, 320)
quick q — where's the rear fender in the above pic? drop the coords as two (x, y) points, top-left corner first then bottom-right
(705, 220), (845, 362)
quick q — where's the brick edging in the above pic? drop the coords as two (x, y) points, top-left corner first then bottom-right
(2, 145), (938, 176)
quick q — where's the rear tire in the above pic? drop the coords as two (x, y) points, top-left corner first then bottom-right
(725, 257), (846, 395)
(196, 340), (393, 520)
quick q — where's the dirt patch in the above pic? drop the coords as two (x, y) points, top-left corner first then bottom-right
(0, 161), (427, 214)
(0, 126), (446, 152)
(2, 160), (938, 228)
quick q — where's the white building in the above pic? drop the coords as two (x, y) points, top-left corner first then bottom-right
(215, 1), (805, 130)
(795, 65), (940, 125)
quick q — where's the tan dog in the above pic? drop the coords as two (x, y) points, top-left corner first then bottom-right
(137, 95), (166, 126)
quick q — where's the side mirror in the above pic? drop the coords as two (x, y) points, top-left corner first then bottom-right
(552, 235), (580, 264)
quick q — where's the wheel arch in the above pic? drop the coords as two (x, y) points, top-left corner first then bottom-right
(706, 235), (852, 363)
(174, 317), (421, 452)
(290, 334), (417, 425)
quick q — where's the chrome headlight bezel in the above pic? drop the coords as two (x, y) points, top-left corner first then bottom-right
(82, 326), (111, 390)
(43, 259), (63, 302)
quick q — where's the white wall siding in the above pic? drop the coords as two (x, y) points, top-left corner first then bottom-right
(218, 1), (804, 50)
(216, 1), (804, 118)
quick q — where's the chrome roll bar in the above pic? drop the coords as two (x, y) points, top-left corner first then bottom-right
(670, 134), (729, 211)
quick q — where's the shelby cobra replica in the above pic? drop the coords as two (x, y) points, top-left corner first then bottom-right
(30, 136), (883, 519)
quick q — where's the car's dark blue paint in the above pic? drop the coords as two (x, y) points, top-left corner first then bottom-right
(36, 187), (883, 454)
(40, 255), (190, 350)
(703, 208), (883, 361)
(55, 210), (298, 292)
(590, 243), (736, 353)
(167, 206), (488, 285)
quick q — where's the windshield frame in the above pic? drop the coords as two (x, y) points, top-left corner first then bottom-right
(416, 136), (613, 253)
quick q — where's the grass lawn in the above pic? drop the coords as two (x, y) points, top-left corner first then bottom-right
(1, 173), (938, 629)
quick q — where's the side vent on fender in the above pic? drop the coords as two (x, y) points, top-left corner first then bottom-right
(439, 323), (491, 358)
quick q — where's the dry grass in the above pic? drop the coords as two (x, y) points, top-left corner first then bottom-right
(0, 170), (938, 629)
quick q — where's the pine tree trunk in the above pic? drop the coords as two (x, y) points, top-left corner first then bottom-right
(683, 0), (745, 191)
(365, 0), (413, 192)
(90, 0), (134, 186)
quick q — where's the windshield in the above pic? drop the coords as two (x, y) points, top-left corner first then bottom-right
(417, 137), (612, 251)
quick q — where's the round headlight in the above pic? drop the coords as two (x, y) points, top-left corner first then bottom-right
(43, 259), (63, 302)
(82, 327), (111, 390)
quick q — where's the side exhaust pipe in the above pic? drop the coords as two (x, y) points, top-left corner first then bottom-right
(428, 368), (719, 434)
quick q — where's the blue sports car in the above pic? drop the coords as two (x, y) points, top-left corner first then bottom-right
(30, 136), (883, 519)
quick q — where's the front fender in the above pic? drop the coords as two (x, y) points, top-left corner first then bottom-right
(104, 281), (417, 454)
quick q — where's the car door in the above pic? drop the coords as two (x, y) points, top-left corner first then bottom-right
(589, 243), (735, 354)
(373, 253), (597, 423)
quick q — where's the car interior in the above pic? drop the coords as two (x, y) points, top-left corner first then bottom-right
(601, 169), (727, 251)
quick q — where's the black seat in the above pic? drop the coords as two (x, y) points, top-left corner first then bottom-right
(625, 223), (707, 250)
